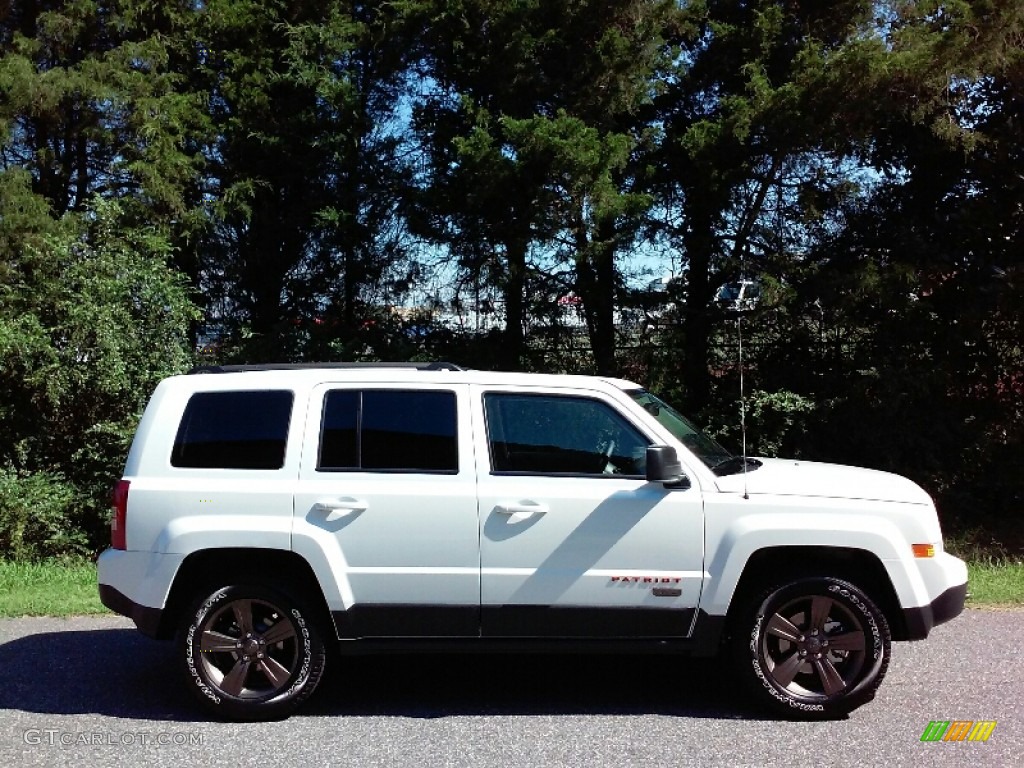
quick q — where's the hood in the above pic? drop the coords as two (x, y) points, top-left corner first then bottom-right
(714, 457), (933, 505)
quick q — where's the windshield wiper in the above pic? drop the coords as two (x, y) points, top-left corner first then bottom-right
(711, 456), (762, 476)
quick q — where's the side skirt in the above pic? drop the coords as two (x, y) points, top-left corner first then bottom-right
(328, 607), (727, 658)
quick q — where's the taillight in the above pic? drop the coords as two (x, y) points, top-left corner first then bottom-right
(111, 480), (130, 550)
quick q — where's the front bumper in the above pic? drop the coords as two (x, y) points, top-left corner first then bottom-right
(902, 581), (968, 640)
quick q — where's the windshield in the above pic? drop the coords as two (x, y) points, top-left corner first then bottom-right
(627, 389), (733, 469)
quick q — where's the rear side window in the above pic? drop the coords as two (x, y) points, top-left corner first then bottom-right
(172, 390), (293, 470)
(319, 390), (458, 472)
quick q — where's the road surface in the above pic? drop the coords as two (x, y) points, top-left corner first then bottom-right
(0, 609), (1019, 767)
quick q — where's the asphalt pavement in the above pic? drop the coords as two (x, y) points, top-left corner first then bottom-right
(0, 609), (1020, 767)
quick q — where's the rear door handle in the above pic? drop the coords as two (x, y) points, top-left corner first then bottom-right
(496, 501), (549, 524)
(314, 498), (368, 522)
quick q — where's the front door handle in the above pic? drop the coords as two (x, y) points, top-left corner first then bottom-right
(495, 501), (549, 524)
(314, 498), (368, 522)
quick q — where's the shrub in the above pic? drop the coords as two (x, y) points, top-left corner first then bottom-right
(0, 470), (88, 561)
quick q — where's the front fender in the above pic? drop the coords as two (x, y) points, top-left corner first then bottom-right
(700, 499), (929, 618)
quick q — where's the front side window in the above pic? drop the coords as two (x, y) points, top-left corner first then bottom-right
(319, 390), (458, 472)
(172, 390), (293, 470)
(484, 393), (649, 476)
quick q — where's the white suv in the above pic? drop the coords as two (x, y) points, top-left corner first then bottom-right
(97, 362), (967, 721)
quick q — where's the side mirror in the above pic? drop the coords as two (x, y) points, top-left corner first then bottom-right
(646, 445), (686, 486)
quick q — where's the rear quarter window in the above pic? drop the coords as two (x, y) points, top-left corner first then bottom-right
(171, 390), (294, 469)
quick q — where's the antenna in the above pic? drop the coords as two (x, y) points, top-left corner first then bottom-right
(735, 234), (751, 500)
(737, 315), (749, 500)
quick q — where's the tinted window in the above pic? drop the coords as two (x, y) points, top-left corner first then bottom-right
(319, 390), (358, 469)
(484, 393), (649, 476)
(627, 389), (731, 469)
(318, 390), (458, 472)
(172, 390), (293, 469)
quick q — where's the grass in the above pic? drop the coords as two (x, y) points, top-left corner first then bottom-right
(0, 559), (108, 617)
(965, 559), (1024, 608)
(0, 557), (1020, 617)
(946, 526), (1024, 607)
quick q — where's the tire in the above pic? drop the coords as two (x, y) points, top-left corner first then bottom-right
(177, 584), (327, 721)
(731, 576), (891, 719)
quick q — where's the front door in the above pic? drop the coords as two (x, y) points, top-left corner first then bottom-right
(472, 385), (705, 638)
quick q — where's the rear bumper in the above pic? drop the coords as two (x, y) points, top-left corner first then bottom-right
(902, 581), (968, 640)
(97, 548), (183, 639)
(99, 583), (164, 638)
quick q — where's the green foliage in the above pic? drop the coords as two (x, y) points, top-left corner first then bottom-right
(193, 0), (416, 350)
(411, 0), (677, 371)
(0, 187), (199, 553)
(1, 1), (205, 557)
(0, 470), (86, 561)
(703, 388), (817, 459)
(745, 389), (817, 458)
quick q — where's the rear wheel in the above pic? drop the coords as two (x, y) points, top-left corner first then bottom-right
(732, 576), (890, 718)
(177, 584), (326, 721)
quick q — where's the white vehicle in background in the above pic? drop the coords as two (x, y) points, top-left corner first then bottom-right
(715, 279), (762, 312)
(98, 362), (967, 721)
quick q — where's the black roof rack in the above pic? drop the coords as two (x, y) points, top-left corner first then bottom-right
(188, 362), (466, 375)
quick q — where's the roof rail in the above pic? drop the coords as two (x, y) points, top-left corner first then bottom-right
(188, 362), (466, 375)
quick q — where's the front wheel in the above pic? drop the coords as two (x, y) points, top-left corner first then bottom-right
(177, 584), (327, 721)
(732, 577), (891, 719)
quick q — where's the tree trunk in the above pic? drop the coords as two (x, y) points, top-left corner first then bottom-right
(588, 218), (618, 376)
(501, 237), (527, 370)
(682, 201), (715, 413)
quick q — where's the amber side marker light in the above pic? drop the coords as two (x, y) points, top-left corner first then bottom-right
(912, 543), (935, 558)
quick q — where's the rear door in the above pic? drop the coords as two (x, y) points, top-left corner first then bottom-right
(292, 383), (480, 638)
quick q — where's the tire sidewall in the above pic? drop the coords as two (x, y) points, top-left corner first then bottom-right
(741, 577), (890, 718)
(178, 584), (325, 721)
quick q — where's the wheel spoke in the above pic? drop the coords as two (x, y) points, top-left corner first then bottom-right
(260, 620), (297, 646)
(828, 630), (866, 652)
(220, 658), (251, 697)
(809, 596), (833, 633)
(766, 613), (803, 643)
(813, 657), (847, 696)
(201, 629), (239, 653)
(257, 656), (292, 690)
(770, 651), (804, 688)
(231, 599), (254, 635)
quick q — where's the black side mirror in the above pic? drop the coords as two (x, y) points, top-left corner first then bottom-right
(646, 445), (686, 486)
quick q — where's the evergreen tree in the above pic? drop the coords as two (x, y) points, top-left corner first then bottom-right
(411, 0), (674, 372)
